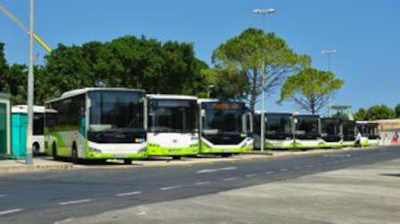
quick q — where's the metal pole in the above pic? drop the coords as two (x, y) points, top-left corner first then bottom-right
(26, 0), (34, 165)
(260, 63), (265, 152)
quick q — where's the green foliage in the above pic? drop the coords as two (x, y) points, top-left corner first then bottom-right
(0, 43), (9, 93)
(201, 63), (249, 99)
(0, 36), (210, 105)
(354, 105), (396, 121)
(44, 36), (208, 101)
(353, 108), (367, 121)
(395, 104), (400, 118)
(208, 28), (311, 111)
(365, 105), (395, 120)
(279, 68), (344, 114)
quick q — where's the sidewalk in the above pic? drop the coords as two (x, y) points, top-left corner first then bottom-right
(0, 158), (73, 175)
(62, 157), (400, 224)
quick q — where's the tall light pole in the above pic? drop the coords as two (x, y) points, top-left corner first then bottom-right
(253, 8), (276, 152)
(321, 49), (337, 71)
(322, 49), (337, 117)
(26, 0), (34, 165)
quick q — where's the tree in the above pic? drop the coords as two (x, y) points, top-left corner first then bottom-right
(279, 68), (344, 114)
(43, 35), (209, 103)
(354, 108), (367, 121)
(207, 28), (310, 111)
(365, 105), (395, 120)
(395, 104), (400, 118)
(0, 43), (9, 93)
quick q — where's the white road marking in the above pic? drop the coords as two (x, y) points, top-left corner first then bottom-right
(280, 168), (288, 172)
(306, 165), (313, 168)
(116, 191), (142, 197)
(219, 166), (238, 171)
(0, 194), (6, 198)
(223, 177), (238, 181)
(58, 199), (92, 206)
(0, 208), (24, 216)
(160, 185), (182, 191)
(294, 167), (302, 170)
(197, 166), (238, 174)
(245, 174), (257, 178)
(265, 171), (274, 175)
(196, 169), (217, 174)
(54, 218), (74, 224)
(194, 181), (211, 186)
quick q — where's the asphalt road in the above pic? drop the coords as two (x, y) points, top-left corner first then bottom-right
(1, 146), (400, 224)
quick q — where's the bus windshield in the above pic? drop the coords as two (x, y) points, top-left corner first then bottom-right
(202, 102), (244, 134)
(266, 114), (292, 136)
(149, 99), (197, 133)
(321, 119), (340, 136)
(296, 116), (320, 138)
(33, 113), (44, 135)
(89, 91), (144, 132)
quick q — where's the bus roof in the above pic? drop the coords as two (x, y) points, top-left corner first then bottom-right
(12, 105), (56, 114)
(254, 111), (293, 115)
(147, 94), (197, 100)
(197, 98), (245, 104)
(46, 88), (145, 104)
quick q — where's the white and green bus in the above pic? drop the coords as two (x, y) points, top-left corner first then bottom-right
(356, 121), (380, 147)
(45, 88), (147, 164)
(198, 99), (253, 155)
(146, 94), (199, 159)
(320, 118), (343, 148)
(293, 114), (324, 149)
(254, 112), (294, 150)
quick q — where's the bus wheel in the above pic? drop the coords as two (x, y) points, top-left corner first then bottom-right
(52, 143), (59, 160)
(172, 156), (181, 160)
(33, 143), (40, 156)
(124, 159), (132, 165)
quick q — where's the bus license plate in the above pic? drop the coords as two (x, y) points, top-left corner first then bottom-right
(169, 149), (180, 153)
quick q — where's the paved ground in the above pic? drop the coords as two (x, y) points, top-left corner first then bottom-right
(0, 146), (399, 224)
(64, 156), (400, 224)
(0, 158), (73, 175)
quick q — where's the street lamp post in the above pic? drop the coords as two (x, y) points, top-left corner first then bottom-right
(253, 8), (276, 152)
(321, 49), (337, 116)
(26, 0), (34, 164)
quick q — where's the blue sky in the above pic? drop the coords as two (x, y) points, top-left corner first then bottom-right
(0, 0), (399, 114)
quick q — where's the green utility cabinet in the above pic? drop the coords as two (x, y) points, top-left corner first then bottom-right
(11, 112), (27, 158)
(0, 93), (11, 158)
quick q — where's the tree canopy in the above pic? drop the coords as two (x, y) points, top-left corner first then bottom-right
(353, 107), (367, 121)
(279, 68), (344, 114)
(0, 36), (209, 105)
(354, 105), (396, 121)
(395, 104), (400, 118)
(365, 105), (395, 120)
(204, 28), (311, 111)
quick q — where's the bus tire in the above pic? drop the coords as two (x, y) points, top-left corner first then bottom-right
(52, 143), (59, 160)
(222, 153), (232, 157)
(172, 156), (181, 160)
(33, 142), (40, 156)
(123, 159), (132, 165)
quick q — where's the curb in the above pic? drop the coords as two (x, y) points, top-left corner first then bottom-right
(0, 163), (73, 176)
